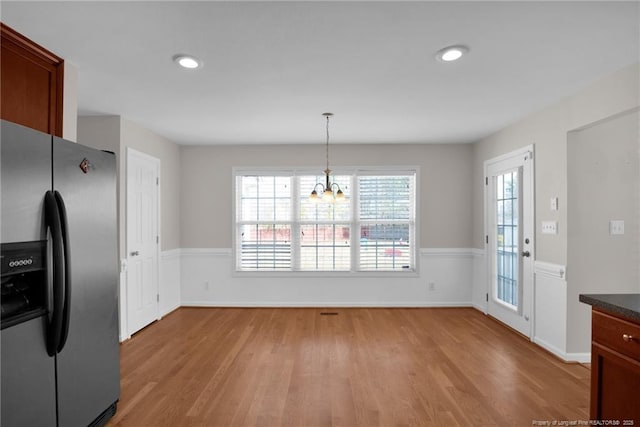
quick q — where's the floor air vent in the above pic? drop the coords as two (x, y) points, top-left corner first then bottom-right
(320, 312), (339, 315)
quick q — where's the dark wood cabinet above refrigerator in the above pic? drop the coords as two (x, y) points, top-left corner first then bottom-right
(0, 22), (64, 137)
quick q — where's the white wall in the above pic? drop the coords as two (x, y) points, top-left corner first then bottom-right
(472, 64), (640, 263)
(176, 143), (475, 308)
(472, 63), (640, 361)
(62, 62), (78, 142)
(78, 116), (182, 339)
(120, 119), (181, 252)
(160, 249), (181, 317)
(471, 249), (486, 312)
(79, 117), (181, 255)
(180, 249), (473, 307)
(567, 109), (640, 354)
(180, 143), (473, 249)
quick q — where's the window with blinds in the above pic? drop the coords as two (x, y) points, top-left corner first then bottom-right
(237, 176), (292, 271)
(298, 175), (352, 271)
(358, 175), (415, 271)
(234, 168), (417, 274)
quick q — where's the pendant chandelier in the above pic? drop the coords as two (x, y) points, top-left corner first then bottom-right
(309, 112), (345, 203)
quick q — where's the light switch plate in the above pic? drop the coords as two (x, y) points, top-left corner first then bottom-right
(610, 220), (625, 235)
(550, 197), (558, 211)
(541, 221), (557, 234)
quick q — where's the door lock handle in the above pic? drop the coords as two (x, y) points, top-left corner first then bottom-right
(521, 251), (531, 258)
(130, 251), (140, 256)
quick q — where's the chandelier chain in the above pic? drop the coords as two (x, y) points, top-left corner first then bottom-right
(310, 112), (344, 203)
(325, 114), (330, 172)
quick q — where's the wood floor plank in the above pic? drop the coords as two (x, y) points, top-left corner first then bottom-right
(107, 308), (589, 427)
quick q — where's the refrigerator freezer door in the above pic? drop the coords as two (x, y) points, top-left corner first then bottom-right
(1, 120), (56, 426)
(1, 120), (52, 243)
(52, 138), (119, 427)
(1, 317), (57, 427)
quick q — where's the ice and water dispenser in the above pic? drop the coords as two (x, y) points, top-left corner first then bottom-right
(0, 241), (47, 329)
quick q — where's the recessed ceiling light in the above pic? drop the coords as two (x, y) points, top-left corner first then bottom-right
(435, 45), (469, 62)
(173, 54), (202, 69)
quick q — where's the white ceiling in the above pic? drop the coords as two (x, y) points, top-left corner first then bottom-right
(2, 1), (639, 145)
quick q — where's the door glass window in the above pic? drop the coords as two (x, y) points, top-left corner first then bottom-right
(496, 170), (518, 307)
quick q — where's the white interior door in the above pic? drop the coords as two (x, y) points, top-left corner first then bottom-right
(485, 146), (534, 338)
(126, 148), (160, 335)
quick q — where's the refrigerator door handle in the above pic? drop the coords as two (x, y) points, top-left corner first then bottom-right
(44, 191), (64, 357)
(54, 191), (71, 353)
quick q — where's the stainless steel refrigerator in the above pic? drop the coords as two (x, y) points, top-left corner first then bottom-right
(1, 120), (120, 426)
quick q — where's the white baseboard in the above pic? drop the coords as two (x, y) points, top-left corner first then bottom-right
(159, 303), (181, 318)
(565, 352), (591, 364)
(534, 337), (591, 363)
(181, 301), (474, 308)
(471, 302), (487, 313)
(534, 337), (568, 361)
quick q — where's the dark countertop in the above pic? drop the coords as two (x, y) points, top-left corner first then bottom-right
(579, 293), (640, 323)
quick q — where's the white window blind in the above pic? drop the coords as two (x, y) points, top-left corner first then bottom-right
(234, 168), (417, 274)
(358, 175), (415, 271)
(298, 175), (352, 271)
(237, 176), (292, 271)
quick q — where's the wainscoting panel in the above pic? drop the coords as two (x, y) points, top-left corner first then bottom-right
(180, 248), (475, 307)
(533, 261), (589, 362)
(471, 249), (487, 313)
(160, 249), (181, 317)
(119, 265), (128, 342)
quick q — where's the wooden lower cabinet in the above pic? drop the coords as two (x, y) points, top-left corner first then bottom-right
(590, 309), (640, 424)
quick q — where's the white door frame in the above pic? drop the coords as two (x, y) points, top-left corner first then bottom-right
(125, 147), (161, 338)
(484, 145), (535, 339)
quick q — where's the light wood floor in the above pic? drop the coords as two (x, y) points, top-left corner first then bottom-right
(107, 308), (590, 426)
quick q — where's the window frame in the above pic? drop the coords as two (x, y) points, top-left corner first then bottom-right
(232, 166), (420, 277)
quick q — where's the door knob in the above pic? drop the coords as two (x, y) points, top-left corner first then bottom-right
(521, 251), (531, 257)
(130, 251), (140, 256)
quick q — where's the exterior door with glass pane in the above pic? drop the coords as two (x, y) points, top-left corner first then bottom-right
(485, 146), (534, 339)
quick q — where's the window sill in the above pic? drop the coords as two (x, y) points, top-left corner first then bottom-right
(231, 269), (419, 279)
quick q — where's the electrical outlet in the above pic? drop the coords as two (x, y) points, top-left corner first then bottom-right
(204, 281), (210, 291)
(428, 282), (435, 291)
(541, 221), (557, 234)
(610, 220), (625, 235)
